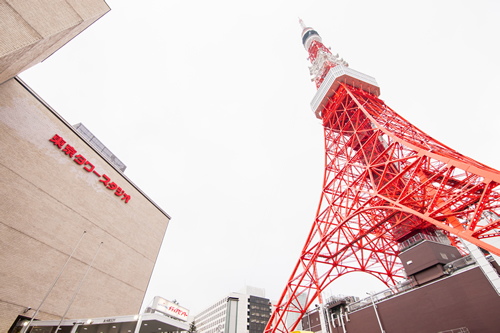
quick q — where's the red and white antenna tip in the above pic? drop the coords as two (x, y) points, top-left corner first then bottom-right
(299, 18), (307, 31)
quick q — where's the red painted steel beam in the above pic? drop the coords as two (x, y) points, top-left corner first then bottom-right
(265, 22), (500, 333)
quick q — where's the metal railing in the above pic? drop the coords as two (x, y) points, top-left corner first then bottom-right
(437, 327), (470, 333)
(347, 288), (393, 312)
(346, 254), (479, 313)
(398, 232), (449, 252)
(324, 294), (359, 306)
(346, 278), (417, 312)
(443, 254), (475, 274)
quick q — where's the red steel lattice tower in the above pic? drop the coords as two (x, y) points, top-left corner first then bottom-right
(265, 20), (500, 333)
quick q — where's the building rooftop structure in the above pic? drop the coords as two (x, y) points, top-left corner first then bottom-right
(74, 123), (127, 172)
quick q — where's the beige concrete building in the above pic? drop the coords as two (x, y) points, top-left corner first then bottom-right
(0, 0), (111, 84)
(0, 1), (172, 332)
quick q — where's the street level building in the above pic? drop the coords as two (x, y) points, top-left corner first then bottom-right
(0, 1), (172, 332)
(18, 297), (190, 333)
(193, 286), (272, 333)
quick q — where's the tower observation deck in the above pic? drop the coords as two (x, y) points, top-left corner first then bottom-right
(265, 20), (500, 333)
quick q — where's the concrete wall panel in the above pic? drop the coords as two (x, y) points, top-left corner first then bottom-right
(0, 0), (110, 84)
(0, 78), (169, 330)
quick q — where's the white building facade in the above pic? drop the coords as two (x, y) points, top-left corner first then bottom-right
(194, 286), (271, 333)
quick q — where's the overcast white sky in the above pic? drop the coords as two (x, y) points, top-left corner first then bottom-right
(20, 0), (500, 316)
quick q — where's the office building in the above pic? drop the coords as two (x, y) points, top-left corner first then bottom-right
(0, 1), (172, 331)
(194, 286), (272, 333)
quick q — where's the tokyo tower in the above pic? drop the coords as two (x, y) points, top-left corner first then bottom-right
(265, 20), (500, 333)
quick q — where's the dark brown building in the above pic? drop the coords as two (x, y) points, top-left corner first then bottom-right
(302, 237), (500, 332)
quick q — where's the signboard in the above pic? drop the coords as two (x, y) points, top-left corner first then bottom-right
(153, 296), (189, 321)
(49, 134), (131, 203)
